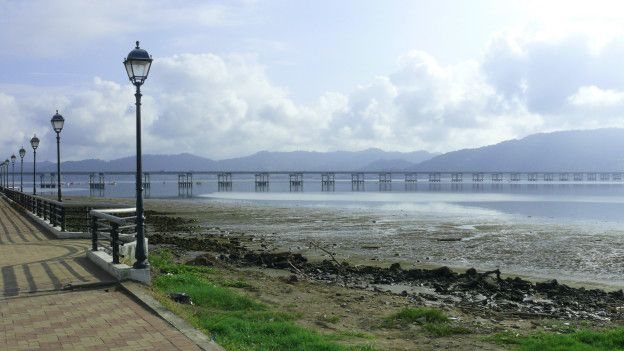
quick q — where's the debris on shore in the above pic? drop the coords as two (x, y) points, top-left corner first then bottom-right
(149, 231), (624, 321)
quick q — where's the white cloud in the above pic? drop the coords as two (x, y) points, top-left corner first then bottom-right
(5, 25), (624, 161)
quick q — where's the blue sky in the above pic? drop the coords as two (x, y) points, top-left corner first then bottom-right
(2, 0), (624, 161)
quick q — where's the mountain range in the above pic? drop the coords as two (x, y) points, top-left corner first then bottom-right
(30, 128), (624, 172)
(33, 149), (438, 172)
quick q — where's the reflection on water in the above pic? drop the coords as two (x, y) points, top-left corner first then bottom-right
(35, 174), (624, 285)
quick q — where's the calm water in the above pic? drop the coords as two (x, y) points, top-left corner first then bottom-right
(40, 174), (624, 285)
(49, 174), (624, 223)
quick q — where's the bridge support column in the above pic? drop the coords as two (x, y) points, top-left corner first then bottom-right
(255, 173), (269, 191)
(289, 173), (303, 192)
(351, 173), (365, 191)
(321, 172), (335, 191)
(218, 172), (232, 191)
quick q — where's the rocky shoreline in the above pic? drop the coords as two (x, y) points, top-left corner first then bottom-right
(147, 211), (624, 322)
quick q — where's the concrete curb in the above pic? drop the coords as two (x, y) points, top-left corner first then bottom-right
(87, 249), (151, 284)
(120, 281), (227, 351)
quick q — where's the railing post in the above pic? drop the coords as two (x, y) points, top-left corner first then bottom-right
(50, 203), (56, 227)
(111, 223), (120, 264)
(60, 205), (65, 232)
(91, 215), (98, 251)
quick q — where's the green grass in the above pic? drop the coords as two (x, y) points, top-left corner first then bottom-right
(384, 307), (471, 337)
(423, 323), (471, 337)
(487, 328), (624, 351)
(150, 250), (376, 351)
(385, 307), (449, 326)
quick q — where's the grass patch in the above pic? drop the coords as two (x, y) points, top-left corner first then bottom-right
(423, 323), (471, 337)
(384, 307), (470, 337)
(486, 328), (624, 351)
(150, 250), (376, 351)
(385, 307), (449, 326)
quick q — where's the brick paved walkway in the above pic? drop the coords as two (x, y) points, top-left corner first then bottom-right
(0, 197), (203, 350)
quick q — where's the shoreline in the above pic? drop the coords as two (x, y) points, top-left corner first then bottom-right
(62, 195), (624, 290)
(66, 195), (624, 349)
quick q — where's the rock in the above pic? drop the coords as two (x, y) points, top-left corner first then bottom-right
(389, 263), (402, 271)
(169, 292), (192, 304)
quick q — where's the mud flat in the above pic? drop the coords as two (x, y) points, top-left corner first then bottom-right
(120, 197), (624, 350)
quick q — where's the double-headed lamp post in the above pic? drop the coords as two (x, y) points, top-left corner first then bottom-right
(51, 111), (65, 201)
(124, 41), (153, 269)
(19, 147), (25, 192)
(10, 155), (15, 189)
(30, 135), (39, 195)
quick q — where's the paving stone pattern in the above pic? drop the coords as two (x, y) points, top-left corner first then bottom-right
(0, 198), (203, 350)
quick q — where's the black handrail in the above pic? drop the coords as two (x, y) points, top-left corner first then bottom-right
(90, 208), (137, 264)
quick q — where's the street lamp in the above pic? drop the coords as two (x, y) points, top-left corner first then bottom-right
(0, 161), (4, 188)
(30, 135), (39, 195)
(10, 155), (15, 189)
(4, 159), (8, 188)
(19, 147), (25, 192)
(124, 41), (153, 269)
(51, 110), (65, 201)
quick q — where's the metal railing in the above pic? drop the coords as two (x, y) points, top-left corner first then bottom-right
(2, 187), (66, 231)
(90, 208), (137, 264)
(0, 187), (134, 234)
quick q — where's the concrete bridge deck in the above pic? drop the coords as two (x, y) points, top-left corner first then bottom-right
(0, 197), (203, 350)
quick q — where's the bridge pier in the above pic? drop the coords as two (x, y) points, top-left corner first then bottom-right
(600, 173), (610, 181)
(404, 173), (417, 183)
(613, 173), (623, 181)
(218, 172), (232, 192)
(510, 173), (521, 182)
(321, 172), (335, 191)
(143, 173), (151, 189)
(89, 173), (105, 189)
(289, 173), (303, 192)
(472, 173), (484, 182)
(177, 173), (193, 197)
(40, 173), (56, 189)
(587, 173), (597, 181)
(428, 172), (441, 182)
(378, 172), (391, 191)
(528, 173), (538, 182)
(254, 173), (269, 192)
(573, 173), (583, 181)
(451, 172), (463, 182)
(559, 173), (569, 181)
(544, 173), (554, 182)
(351, 173), (365, 191)
(491, 173), (503, 182)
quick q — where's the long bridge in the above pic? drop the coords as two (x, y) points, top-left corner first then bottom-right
(26, 170), (624, 192)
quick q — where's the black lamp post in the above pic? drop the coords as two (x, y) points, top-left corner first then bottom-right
(124, 41), (153, 269)
(51, 110), (65, 201)
(1, 162), (4, 188)
(10, 155), (15, 189)
(4, 159), (8, 188)
(19, 147), (25, 192)
(30, 135), (39, 195)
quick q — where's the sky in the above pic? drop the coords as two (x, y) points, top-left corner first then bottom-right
(3, 0), (624, 161)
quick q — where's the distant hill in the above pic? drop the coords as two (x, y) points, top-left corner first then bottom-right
(413, 128), (624, 171)
(34, 149), (437, 172)
(218, 149), (437, 171)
